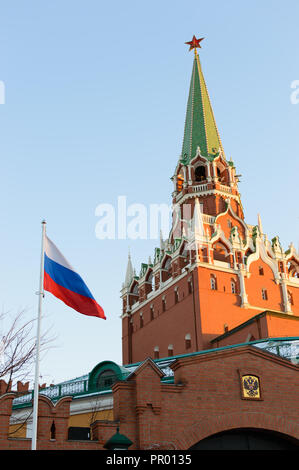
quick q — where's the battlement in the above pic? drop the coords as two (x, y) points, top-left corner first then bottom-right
(0, 379), (117, 450)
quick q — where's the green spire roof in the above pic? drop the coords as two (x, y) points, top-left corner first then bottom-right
(181, 51), (224, 163)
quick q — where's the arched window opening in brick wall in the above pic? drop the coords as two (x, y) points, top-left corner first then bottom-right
(50, 421), (56, 440)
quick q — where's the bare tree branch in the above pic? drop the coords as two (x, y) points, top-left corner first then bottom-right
(0, 309), (57, 389)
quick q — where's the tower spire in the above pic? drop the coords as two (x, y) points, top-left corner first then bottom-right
(181, 36), (224, 163)
(124, 250), (134, 287)
(258, 213), (264, 235)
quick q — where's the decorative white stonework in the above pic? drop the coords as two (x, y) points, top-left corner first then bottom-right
(238, 268), (249, 308)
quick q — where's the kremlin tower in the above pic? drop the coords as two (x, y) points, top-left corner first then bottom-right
(121, 36), (299, 365)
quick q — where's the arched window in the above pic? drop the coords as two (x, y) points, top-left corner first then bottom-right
(162, 257), (172, 282)
(147, 271), (154, 292)
(185, 334), (191, 349)
(174, 288), (179, 304)
(168, 344), (174, 357)
(164, 258), (171, 271)
(131, 283), (139, 306)
(97, 370), (117, 389)
(177, 174), (184, 192)
(132, 284), (139, 294)
(288, 291), (294, 305)
(262, 288), (268, 300)
(231, 279), (236, 294)
(154, 346), (159, 359)
(150, 305), (154, 321)
(195, 165), (206, 182)
(259, 266), (264, 276)
(50, 421), (56, 440)
(210, 274), (217, 290)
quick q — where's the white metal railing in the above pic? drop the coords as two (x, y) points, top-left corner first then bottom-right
(202, 214), (216, 224)
(13, 378), (89, 407)
(219, 184), (232, 193)
(192, 184), (209, 192)
(213, 260), (231, 268)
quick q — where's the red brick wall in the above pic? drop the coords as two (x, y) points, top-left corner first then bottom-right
(123, 274), (200, 364)
(0, 391), (116, 450)
(2, 347), (298, 450)
(113, 347), (299, 449)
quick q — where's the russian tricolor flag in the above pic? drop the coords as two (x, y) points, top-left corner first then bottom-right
(43, 235), (106, 319)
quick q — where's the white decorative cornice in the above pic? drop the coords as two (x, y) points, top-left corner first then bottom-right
(215, 198), (248, 238)
(285, 242), (299, 262)
(246, 237), (280, 281)
(176, 188), (241, 206)
(210, 227), (233, 253)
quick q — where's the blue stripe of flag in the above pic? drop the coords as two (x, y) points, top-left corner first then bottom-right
(44, 254), (95, 300)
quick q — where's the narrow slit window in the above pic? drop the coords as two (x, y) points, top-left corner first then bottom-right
(150, 305), (154, 321)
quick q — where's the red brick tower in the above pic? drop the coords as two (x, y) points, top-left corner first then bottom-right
(121, 37), (299, 365)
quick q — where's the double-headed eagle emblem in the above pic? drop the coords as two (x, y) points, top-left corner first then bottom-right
(241, 375), (260, 399)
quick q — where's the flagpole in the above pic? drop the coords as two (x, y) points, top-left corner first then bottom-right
(31, 219), (46, 450)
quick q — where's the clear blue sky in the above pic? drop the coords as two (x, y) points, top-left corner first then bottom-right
(0, 0), (298, 385)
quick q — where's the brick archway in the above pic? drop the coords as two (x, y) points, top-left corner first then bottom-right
(175, 412), (299, 450)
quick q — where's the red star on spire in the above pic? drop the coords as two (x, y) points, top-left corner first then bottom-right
(185, 35), (204, 52)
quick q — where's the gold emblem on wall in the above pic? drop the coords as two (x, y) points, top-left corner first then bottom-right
(241, 375), (261, 399)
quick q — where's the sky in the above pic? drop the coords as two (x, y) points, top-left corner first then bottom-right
(0, 0), (298, 385)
